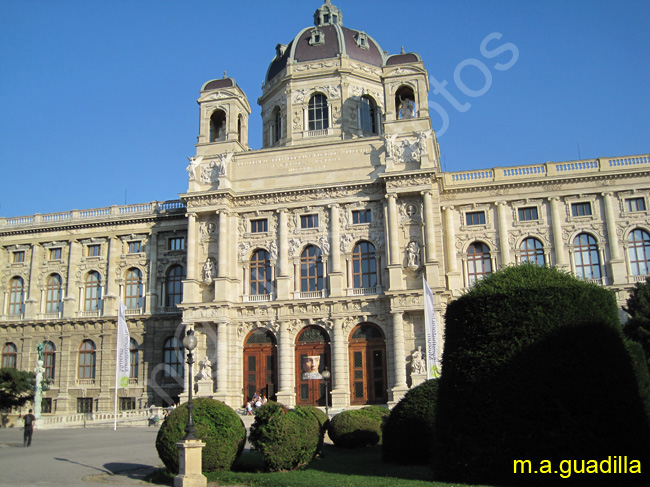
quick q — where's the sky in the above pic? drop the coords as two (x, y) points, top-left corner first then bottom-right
(1, 0), (648, 218)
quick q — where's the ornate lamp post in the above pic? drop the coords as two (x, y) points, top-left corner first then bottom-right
(321, 368), (331, 417)
(182, 329), (198, 440)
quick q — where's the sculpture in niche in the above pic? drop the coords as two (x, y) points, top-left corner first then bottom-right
(197, 355), (212, 381)
(411, 346), (426, 375)
(203, 258), (215, 285)
(186, 155), (203, 181)
(406, 241), (421, 268)
(398, 96), (416, 119)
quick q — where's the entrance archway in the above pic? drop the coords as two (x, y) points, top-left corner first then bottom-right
(243, 328), (277, 402)
(349, 323), (387, 405)
(295, 326), (331, 406)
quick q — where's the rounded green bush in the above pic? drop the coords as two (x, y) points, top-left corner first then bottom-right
(433, 264), (650, 486)
(249, 401), (321, 471)
(155, 398), (246, 473)
(328, 406), (389, 448)
(298, 405), (329, 455)
(382, 378), (438, 464)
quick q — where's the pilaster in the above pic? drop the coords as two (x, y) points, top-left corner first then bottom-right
(330, 318), (349, 408)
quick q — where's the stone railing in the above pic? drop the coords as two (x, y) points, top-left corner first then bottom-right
(37, 407), (164, 429)
(443, 154), (650, 188)
(1, 200), (186, 230)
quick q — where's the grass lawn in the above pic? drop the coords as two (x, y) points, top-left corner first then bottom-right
(197, 444), (493, 487)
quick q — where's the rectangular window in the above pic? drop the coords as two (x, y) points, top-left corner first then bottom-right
(466, 211), (486, 226)
(300, 214), (319, 229)
(168, 237), (185, 250)
(128, 241), (142, 253)
(352, 209), (372, 224)
(13, 251), (25, 263)
(49, 248), (62, 260)
(87, 244), (101, 257)
(626, 197), (646, 212)
(41, 398), (52, 414)
(251, 219), (268, 233)
(119, 397), (136, 411)
(571, 202), (592, 217)
(77, 397), (93, 414)
(518, 207), (539, 221)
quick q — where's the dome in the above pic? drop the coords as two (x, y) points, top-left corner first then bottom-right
(265, 1), (386, 83)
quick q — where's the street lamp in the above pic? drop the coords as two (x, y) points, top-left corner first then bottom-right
(321, 368), (331, 418)
(182, 329), (198, 440)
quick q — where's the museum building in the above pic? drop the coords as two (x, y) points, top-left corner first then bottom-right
(1, 1), (650, 416)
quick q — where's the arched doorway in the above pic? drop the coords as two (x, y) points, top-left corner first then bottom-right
(243, 329), (277, 402)
(295, 326), (331, 406)
(349, 323), (387, 405)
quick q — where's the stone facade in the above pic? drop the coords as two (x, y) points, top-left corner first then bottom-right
(2, 2), (649, 415)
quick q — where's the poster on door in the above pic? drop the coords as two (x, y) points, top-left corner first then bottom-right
(301, 355), (323, 380)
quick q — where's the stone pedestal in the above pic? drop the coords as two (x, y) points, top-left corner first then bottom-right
(410, 372), (427, 388)
(174, 439), (207, 487)
(195, 379), (213, 397)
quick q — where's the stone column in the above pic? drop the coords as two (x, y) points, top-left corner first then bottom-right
(174, 440), (207, 487)
(495, 201), (511, 266)
(185, 213), (198, 303)
(330, 318), (349, 408)
(147, 231), (158, 313)
(548, 197), (567, 267)
(602, 192), (624, 284)
(217, 211), (228, 278)
(215, 321), (229, 401)
(276, 320), (296, 408)
(422, 191), (436, 263)
(387, 194), (400, 266)
(276, 209), (290, 299)
(442, 206), (457, 272)
(390, 311), (408, 405)
(329, 204), (344, 296)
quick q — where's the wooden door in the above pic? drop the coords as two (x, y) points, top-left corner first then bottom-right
(349, 323), (387, 405)
(243, 329), (277, 402)
(295, 326), (331, 406)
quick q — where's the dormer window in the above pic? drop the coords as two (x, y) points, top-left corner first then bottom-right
(354, 32), (369, 50)
(309, 28), (325, 46)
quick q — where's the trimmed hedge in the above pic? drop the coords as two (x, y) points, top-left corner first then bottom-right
(382, 378), (438, 464)
(248, 401), (321, 471)
(299, 405), (329, 455)
(432, 264), (650, 486)
(328, 406), (389, 448)
(155, 398), (246, 473)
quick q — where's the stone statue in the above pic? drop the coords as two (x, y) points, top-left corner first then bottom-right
(268, 241), (278, 260)
(398, 96), (416, 119)
(197, 355), (212, 381)
(203, 259), (215, 285)
(411, 346), (425, 375)
(383, 133), (397, 159)
(406, 241), (421, 268)
(186, 155), (203, 181)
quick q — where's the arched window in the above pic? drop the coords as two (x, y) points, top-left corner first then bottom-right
(8, 277), (25, 316)
(238, 114), (243, 143)
(467, 242), (492, 285)
(165, 265), (184, 308)
(2, 343), (17, 368)
(272, 107), (282, 144)
(359, 96), (377, 134)
(209, 109), (226, 142)
(250, 250), (272, 295)
(628, 229), (650, 276)
(352, 241), (377, 289)
(124, 268), (143, 310)
(308, 94), (329, 131)
(84, 271), (102, 312)
(130, 338), (139, 379)
(78, 340), (96, 379)
(163, 337), (184, 378)
(395, 85), (416, 120)
(43, 341), (56, 380)
(300, 245), (324, 292)
(520, 238), (545, 266)
(46, 274), (63, 314)
(573, 233), (601, 280)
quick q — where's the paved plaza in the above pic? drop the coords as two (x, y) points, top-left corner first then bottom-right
(0, 425), (168, 487)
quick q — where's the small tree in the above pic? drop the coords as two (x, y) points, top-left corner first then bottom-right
(0, 368), (36, 411)
(624, 278), (650, 370)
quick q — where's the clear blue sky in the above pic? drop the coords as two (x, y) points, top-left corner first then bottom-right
(1, 0), (648, 218)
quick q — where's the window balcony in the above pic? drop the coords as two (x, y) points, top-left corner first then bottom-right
(40, 312), (62, 320)
(76, 379), (96, 386)
(348, 286), (381, 296)
(125, 307), (143, 316)
(295, 290), (327, 299)
(79, 310), (102, 318)
(244, 293), (273, 303)
(303, 128), (331, 138)
(628, 274), (649, 284)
